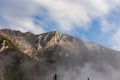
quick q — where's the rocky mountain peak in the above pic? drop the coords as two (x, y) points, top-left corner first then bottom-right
(0, 29), (64, 57)
(0, 29), (119, 58)
(37, 31), (62, 49)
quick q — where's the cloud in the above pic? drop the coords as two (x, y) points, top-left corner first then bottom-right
(58, 62), (120, 80)
(0, 0), (120, 50)
(1, 0), (120, 32)
(3, 16), (44, 34)
(111, 28), (120, 51)
(99, 10), (120, 51)
(100, 19), (116, 33)
(0, 0), (45, 34)
(35, 0), (120, 31)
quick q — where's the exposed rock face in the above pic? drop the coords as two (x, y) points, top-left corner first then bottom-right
(0, 29), (37, 57)
(0, 40), (9, 52)
(0, 29), (119, 80)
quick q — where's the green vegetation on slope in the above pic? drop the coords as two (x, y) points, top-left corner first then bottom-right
(0, 34), (18, 49)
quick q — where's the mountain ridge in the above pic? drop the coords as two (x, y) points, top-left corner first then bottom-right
(0, 29), (87, 57)
(0, 29), (119, 65)
(0, 29), (119, 53)
(0, 29), (120, 80)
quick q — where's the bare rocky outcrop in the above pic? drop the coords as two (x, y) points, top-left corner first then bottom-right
(0, 40), (9, 52)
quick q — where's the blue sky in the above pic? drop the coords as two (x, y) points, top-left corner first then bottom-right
(0, 0), (120, 51)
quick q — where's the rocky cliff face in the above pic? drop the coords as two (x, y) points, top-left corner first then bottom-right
(0, 29), (88, 58)
(0, 29), (119, 80)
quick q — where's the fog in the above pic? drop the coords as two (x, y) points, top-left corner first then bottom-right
(0, 47), (120, 80)
(57, 63), (120, 80)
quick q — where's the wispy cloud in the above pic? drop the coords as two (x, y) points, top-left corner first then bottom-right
(35, 0), (120, 31)
(111, 28), (120, 51)
(1, 0), (120, 32)
(100, 10), (120, 51)
(0, 0), (45, 33)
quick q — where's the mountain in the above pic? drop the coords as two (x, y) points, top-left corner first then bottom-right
(0, 29), (120, 80)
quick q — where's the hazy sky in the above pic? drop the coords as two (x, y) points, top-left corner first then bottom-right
(0, 0), (120, 51)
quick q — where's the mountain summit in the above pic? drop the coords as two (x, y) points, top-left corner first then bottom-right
(0, 29), (119, 80)
(0, 29), (87, 57)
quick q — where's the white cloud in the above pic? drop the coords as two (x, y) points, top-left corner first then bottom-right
(35, 0), (120, 31)
(3, 16), (44, 34)
(0, 0), (120, 32)
(0, 16), (44, 34)
(100, 19), (117, 33)
(113, 29), (120, 42)
(0, 0), (44, 34)
(100, 19), (120, 51)
(110, 27), (120, 51)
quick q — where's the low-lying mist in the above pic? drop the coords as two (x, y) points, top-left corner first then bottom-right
(52, 47), (120, 80)
(1, 50), (120, 80)
(57, 63), (120, 80)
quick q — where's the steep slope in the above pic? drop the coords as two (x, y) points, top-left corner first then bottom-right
(0, 29), (89, 58)
(0, 29), (120, 80)
(0, 31), (53, 80)
(0, 29), (119, 66)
